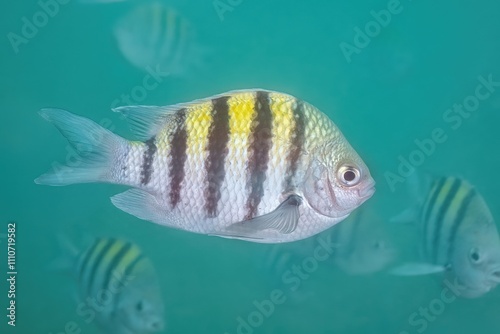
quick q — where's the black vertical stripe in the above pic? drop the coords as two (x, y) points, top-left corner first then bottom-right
(431, 179), (462, 263)
(168, 108), (188, 208)
(141, 136), (157, 185)
(446, 189), (476, 264)
(245, 91), (273, 220)
(122, 254), (145, 283)
(424, 178), (447, 223)
(283, 100), (306, 192)
(101, 242), (133, 293)
(112, 254), (146, 311)
(78, 240), (99, 284)
(422, 177), (446, 258)
(204, 96), (230, 218)
(87, 239), (116, 297)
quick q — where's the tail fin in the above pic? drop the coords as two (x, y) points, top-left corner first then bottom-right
(48, 234), (87, 303)
(35, 109), (127, 186)
(48, 234), (81, 274)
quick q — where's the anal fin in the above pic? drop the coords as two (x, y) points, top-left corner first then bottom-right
(111, 189), (176, 227)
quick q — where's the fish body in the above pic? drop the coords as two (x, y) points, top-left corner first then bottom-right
(393, 176), (500, 298)
(329, 207), (396, 275)
(75, 237), (164, 334)
(114, 2), (203, 75)
(36, 89), (375, 243)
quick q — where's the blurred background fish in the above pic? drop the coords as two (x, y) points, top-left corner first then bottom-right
(391, 176), (500, 298)
(328, 206), (397, 275)
(57, 236), (165, 334)
(259, 202), (396, 283)
(113, 1), (206, 76)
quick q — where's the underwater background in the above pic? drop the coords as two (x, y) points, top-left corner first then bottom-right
(1, 0), (500, 333)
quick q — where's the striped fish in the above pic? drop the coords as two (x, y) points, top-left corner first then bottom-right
(113, 2), (203, 75)
(391, 176), (500, 298)
(35, 89), (375, 243)
(75, 238), (164, 334)
(261, 206), (396, 278)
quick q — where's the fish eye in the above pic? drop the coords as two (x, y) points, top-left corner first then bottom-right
(338, 165), (361, 187)
(372, 240), (384, 249)
(135, 301), (144, 312)
(469, 248), (481, 263)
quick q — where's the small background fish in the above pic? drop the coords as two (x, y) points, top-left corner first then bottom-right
(113, 1), (207, 76)
(328, 204), (397, 275)
(258, 201), (396, 280)
(54, 236), (165, 334)
(390, 175), (500, 298)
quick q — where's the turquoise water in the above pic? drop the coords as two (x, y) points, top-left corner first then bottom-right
(1, 0), (500, 333)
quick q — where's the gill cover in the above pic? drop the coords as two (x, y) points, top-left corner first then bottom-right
(303, 159), (346, 218)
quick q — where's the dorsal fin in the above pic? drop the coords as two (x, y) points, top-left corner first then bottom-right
(112, 89), (287, 141)
(113, 105), (182, 141)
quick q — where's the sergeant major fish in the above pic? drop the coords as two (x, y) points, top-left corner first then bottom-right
(35, 89), (375, 243)
(391, 176), (500, 298)
(73, 237), (164, 334)
(113, 2), (204, 76)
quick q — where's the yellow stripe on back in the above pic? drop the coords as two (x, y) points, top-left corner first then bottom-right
(185, 101), (213, 156)
(227, 91), (256, 145)
(89, 239), (108, 262)
(100, 240), (126, 271)
(268, 92), (296, 145)
(112, 243), (141, 276)
(442, 182), (470, 227)
(429, 177), (456, 221)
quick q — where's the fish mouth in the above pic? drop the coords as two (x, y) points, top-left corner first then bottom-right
(358, 179), (376, 200)
(117, 315), (164, 334)
(452, 276), (493, 298)
(489, 268), (500, 284)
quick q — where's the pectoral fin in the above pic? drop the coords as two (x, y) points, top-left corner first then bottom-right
(389, 262), (446, 276)
(213, 195), (302, 239)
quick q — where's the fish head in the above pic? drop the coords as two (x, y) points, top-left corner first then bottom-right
(115, 276), (165, 333)
(449, 216), (500, 298)
(303, 140), (375, 218)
